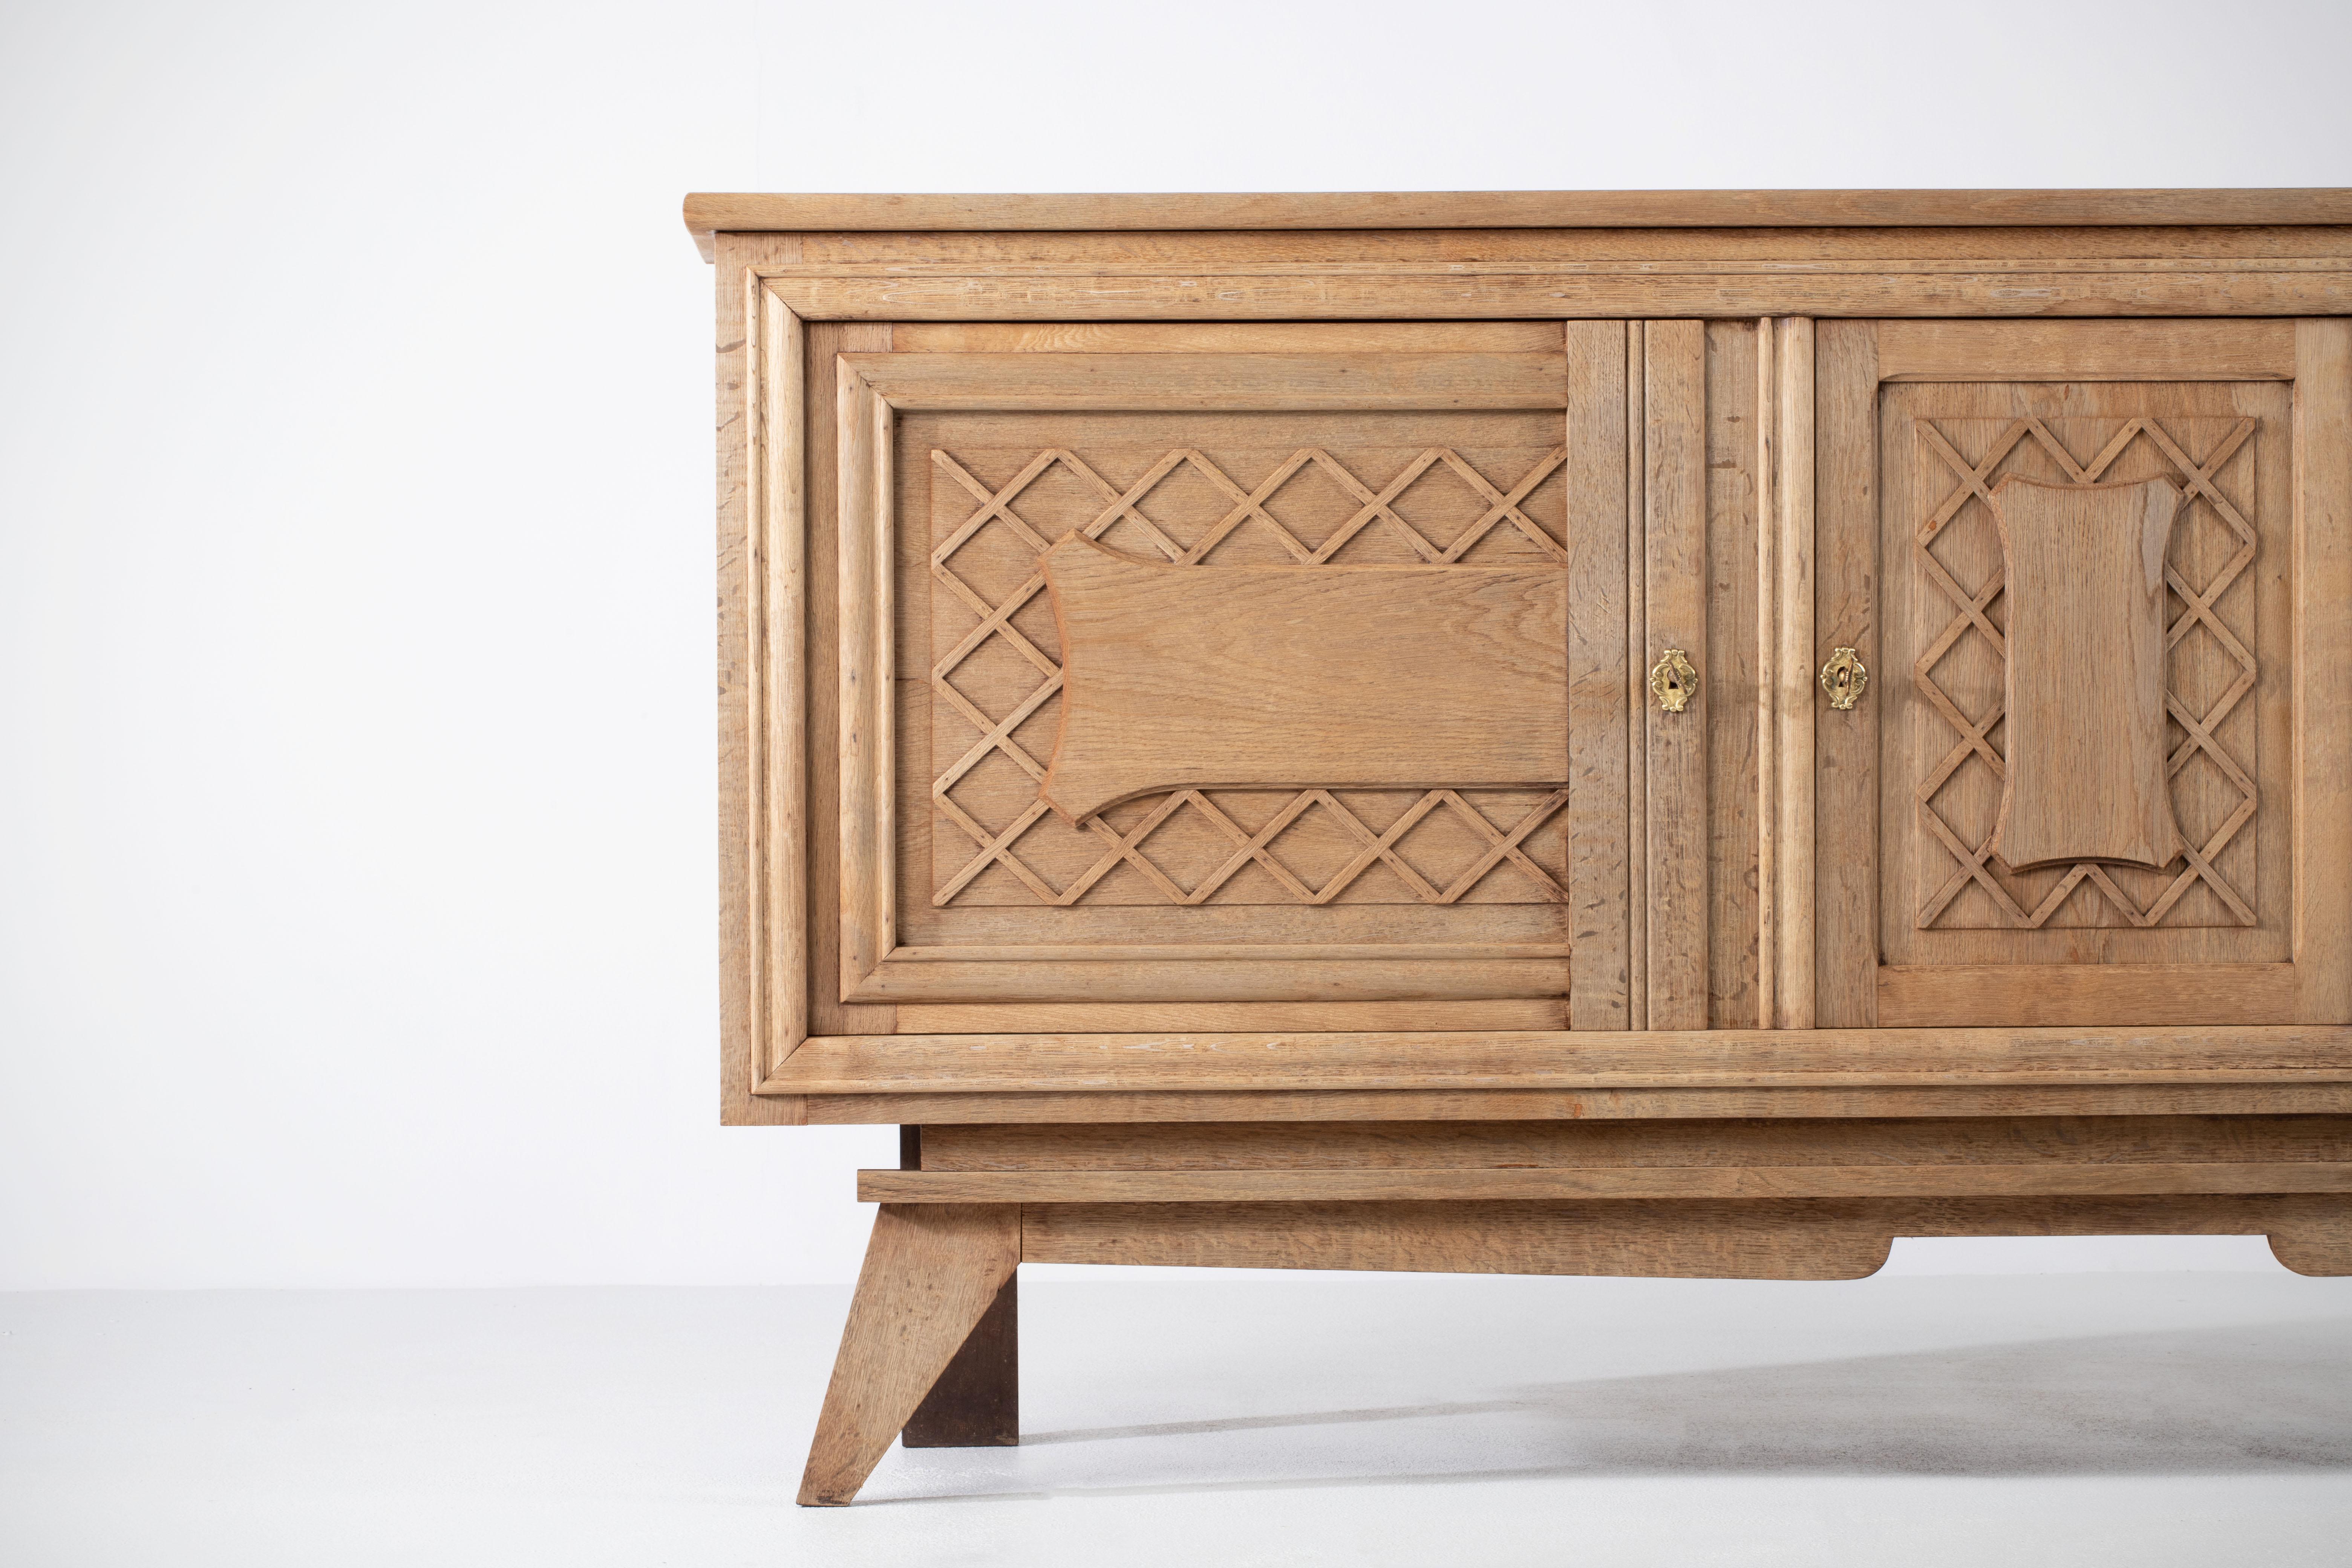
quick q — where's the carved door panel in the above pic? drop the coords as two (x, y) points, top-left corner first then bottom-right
(826, 329), (1637, 1029)
(1813, 320), (2352, 1027)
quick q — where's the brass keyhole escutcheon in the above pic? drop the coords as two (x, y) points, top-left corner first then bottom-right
(1649, 648), (1697, 714)
(1820, 646), (1868, 710)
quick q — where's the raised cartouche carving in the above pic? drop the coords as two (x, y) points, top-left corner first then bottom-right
(1908, 413), (2257, 931)
(1988, 475), (2183, 872)
(1035, 533), (1569, 825)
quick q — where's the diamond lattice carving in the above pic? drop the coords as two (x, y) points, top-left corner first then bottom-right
(1913, 415), (2258, 929)
(928, 444), (1571, 908)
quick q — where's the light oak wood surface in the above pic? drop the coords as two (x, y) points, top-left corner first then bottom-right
(844, 350), (1567, 409)
(918, 1115), (2352, 1169)
(798, 1203), (1016, 1506)
(714, 239), (779, 1122)
(784, 228), (2352, 265)
(1018, 1197), (1897, 1278)
(2292, 319), (2352, 1026)
(753, 262), (2352, 323)
(1759, 318), (1816, 1029)
(763, 1025), (2352, 1095)
(1807, 317), (2352, 1032)
(1037, 533), (1567, 824)
(686, 189), (2352, 252)
(861, 1163), (2352, 1203)
(888, 322), (1566, 354)
(1016, 1194), (2352, 1276)
(894, 1000), (1567, 1033)
(1874, 319), (2300, 382)
(1810, 320), (1879, 1029)
(1989, 476), (2184, 871)
(1625, 322), (1649, 1031)
(710, 198), (2352, 1510)
(1643, 322), (1710, 1029)
(900, 1276), (1017, 1450)
(828, 343), (1578, 1017)
(1564, 322), (1633, 1030)
(807, 1084), (2352, 1125)
(1877, 963), (2296, 1028)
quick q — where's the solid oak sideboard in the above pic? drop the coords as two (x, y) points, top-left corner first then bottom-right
(692, 188), (2352, 1505)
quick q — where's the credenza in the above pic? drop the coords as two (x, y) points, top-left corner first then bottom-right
(691, 188), (2352, 1504)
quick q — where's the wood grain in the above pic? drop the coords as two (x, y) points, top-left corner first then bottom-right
(804, 322), (896, 1041)
(717, 239), (806, 1124)
(1037, 533), (1567, 823)
(1990, 476), (2184, 871)
(764, 1024), (2352, 1095)
(2295, 319), (2352, 1024)
(888, 323), (1565, 354)
(1017, 1194), (2352, 1278)
(900, 388), (1577, 952)
(1763, 318), (1817, 1027)
(896, 1000), (1566, 1033)
(1565, 322), (1632, 1029)
(804, 1084), (2352, 1125)
(754, 288), (810, 1078)
(844, 352), (1567, 410)
(900, 1276), (1017, 1449)
(836, 360), (895, 1002)
(837, 347), (1581, 1011)
(718, 212), (2352, 1454)
(755, 263), (2352, 324)
(864, 1163), (2352, 1204)
(1626, 323), (1649, 1030)
(798, 1204), (1017, 1506)
(790, 227), (2352, 266)
(1859, 334), (2325, 1031)
(1706, 320), (1762, 1028)
(1878, 963), (2295, 1027)
(830, 954), (1570, 1010)
(920, 1115), (2352, 1170)
(1876, 318), (2299, 382)
(1755, 318), (1781, 1029)
(685, 189), (2352, 247)
(1811, 322), (1880, 1027)
(915, 410), (1572, 917)
(1018, 1197), (1893, 1279)
(1643, 322), (1709, 1029)
(1886, 381), (2282, 947)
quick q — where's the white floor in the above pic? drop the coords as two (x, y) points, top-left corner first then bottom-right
(8, 1260), (2352, 1566)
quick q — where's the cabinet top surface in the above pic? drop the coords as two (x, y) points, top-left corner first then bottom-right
(684, 188), (2352, 254)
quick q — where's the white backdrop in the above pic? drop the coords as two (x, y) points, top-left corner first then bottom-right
(2, 0), (2346, 1290)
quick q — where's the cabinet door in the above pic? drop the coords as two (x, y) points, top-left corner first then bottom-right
(1813, 320), (2352, 1027)
(817, 326), (1634, 1032)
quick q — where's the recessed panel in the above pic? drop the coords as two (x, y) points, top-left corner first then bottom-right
(1881, 382), (2289, 965)
(903, 409), (1574, 947)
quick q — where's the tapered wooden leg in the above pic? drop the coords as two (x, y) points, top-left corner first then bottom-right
(798, 1203), (1018, 1506)
(902, 1273), (1017, 1447)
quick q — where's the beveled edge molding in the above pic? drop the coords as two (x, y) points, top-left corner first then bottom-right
(827, 342), (1584, 1017)
(752, 259), (2352, 322)
(801, 1084), (2352, 1124)
(858, 1163), (2352, 1204)
(756, 1024), (2352, 1098)
(1756, 317), (1816, 1029)
(741, 286), (810, 1087)
(686, 189), (2352, 254)
(839, 349), (1569, 408)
